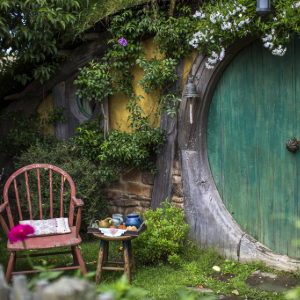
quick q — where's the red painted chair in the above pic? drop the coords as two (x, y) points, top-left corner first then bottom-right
(0, 164), (87, 282)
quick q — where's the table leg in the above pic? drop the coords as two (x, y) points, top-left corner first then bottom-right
(123, 241), (131, 284)
(95, 240), (105, 284)
(103, 241), (109, 265)
(128, 240), (136, 271)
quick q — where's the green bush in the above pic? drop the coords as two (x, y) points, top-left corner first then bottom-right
(14, 141), (109, 226)
(132, 199), (189, 264)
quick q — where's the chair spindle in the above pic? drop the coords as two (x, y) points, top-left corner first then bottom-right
(37, 169), (43, 220)
(14, 179), (22, 221)
(24, 171), (32, 220)
(49, 169), (53, 219)
(60, 174), (64, 218)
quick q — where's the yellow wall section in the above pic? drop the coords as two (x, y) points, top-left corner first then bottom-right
(182, 50), (198, 87)
(37, 93), (55, 136)
(109, 37), (164, 132)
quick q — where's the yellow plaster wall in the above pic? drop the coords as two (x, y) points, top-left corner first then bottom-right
(37, 47), (197, 136)
(109, 37), (164, 132)
(37, 93), (55, 136)
(182, 50), (198, 87)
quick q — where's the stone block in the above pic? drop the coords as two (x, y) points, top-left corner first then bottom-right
(172, 182), (183, 197)
(139, 201), (151, 208)
(173, 159), (181, 175)
(108, 206), (125, 216)
(172, 175), (182, 184)
(130, 195), (151, 201)
(172, 202), (184, 209)
(109, 199), (125, 207)
(124, 207), (147, 217)
(142, 172), (154, 185)
(172, 196), (183, 203)
(124, 200), (140, 207)
(107, 190), (122, 200)
(122, 168), (141, 182)
(127, 183), (153, 198)
(108, 182), (127, 191)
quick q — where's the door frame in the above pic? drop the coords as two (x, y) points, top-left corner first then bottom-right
(178, 36), (300, 271)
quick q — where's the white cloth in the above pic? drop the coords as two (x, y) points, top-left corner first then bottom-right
(20, 218), (71, 237)
(98, 228), (127, 237)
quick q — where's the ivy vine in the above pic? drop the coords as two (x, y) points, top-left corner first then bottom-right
(73, 5), (196, 182)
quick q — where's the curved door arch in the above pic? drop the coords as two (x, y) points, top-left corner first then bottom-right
(207, 38), (300, 257)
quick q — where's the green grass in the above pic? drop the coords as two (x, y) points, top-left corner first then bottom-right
(0, 226), (297, 300)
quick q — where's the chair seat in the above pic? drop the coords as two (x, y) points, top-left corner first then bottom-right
(7, 227), (81, 250)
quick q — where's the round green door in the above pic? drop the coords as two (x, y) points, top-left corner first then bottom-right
(207, 38), (300, 258)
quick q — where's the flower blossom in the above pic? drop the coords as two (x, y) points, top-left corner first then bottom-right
(262, 34), (273, 42)
(264, 42), (274, 49)
(292, 1), (300, 8)
(193, 10), (206, 18)
(8, 224), (35, 243)
(118, 38), (127, 46)
(272, 45), (287, 56)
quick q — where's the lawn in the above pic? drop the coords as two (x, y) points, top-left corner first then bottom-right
(0, 225), (297, 300)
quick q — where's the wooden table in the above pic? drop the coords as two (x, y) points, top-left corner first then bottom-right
(93, 234), (136, 284)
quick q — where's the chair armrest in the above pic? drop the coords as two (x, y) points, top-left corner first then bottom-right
(72, 196), (84, 207)
(0, 202), (8, 213)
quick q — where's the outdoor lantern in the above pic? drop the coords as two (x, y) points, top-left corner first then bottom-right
(184, 75), (200, 124)
(256, 0), (271, 14)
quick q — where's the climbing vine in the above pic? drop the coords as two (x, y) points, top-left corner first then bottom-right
(190, 0), (300, 69)
(73, 5), (196, 182)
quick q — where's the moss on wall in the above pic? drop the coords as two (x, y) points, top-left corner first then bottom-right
(37, 94), (55, 136)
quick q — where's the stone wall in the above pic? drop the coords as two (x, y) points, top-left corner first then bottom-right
(106, 168), (154, 216)
(106, 156), (184, 215)
(171, 157), (183, 209)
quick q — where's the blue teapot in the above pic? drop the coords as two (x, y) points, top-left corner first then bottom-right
(124, 213), (143, 229)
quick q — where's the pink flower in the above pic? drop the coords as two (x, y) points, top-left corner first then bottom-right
(118, 38), (127, 46)
(8, 224), (35, 243)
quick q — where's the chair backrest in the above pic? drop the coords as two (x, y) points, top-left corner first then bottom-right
(3, 164), (76, 229)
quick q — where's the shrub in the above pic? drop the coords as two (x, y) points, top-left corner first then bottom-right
(14, 141), (109, 226)
(132, 199), (189, 264)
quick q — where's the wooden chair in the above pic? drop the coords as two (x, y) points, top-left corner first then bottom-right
(0, 164), (87, 282)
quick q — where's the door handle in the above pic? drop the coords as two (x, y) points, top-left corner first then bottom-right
(286, 137), (300, 153)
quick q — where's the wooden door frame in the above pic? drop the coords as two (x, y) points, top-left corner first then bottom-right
(178, 36), (300, 271)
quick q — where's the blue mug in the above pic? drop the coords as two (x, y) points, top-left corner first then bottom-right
(124, 213), (143, 229)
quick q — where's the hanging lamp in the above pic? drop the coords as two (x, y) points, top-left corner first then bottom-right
(256, 0), (271, 14)
(184, 75), (200, 124)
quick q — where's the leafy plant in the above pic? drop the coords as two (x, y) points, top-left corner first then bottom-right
(71, 115), (166, 184)
(0, 109), (54, 157)
(97, 274), (148, 300)
(132, 199), (189, 264)
(44, 106), (67, 125)
(14, 141), (109, 226)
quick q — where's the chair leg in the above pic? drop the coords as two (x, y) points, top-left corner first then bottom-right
(128, 240), (136, 271)
(95, 240), (105, 284)
(123, 241), (131, 284)
(6, 252), (16, 283)
(74, 246), (87, 275)
(71, 246), (79, 266)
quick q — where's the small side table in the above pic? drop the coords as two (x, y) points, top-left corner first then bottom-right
(93, 234), (136, 284)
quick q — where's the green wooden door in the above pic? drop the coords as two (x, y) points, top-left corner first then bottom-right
(207, 38), (300, 258)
